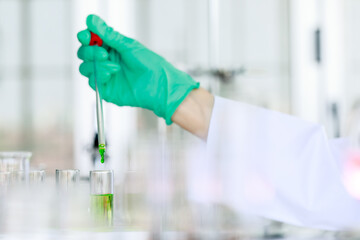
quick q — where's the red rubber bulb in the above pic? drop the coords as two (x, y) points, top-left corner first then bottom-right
(89, 32), (103, 46)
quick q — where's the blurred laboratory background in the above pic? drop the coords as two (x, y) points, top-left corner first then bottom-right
(0, 0), (359, 236)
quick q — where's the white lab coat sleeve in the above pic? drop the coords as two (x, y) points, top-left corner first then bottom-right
(206, 96), (360, 230)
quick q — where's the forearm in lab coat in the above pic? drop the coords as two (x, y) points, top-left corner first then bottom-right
(205, 96), (360, 230)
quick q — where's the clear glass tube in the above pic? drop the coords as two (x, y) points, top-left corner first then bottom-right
(29, 170), (45, 184)
(56, 169), (80, 192)
(90, 170), (113, 226)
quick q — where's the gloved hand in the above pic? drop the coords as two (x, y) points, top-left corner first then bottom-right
(77, 14), (199, 125)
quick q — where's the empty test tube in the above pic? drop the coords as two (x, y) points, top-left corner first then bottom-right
(56, 169), (80, 192)
(29, 170), (45, 184)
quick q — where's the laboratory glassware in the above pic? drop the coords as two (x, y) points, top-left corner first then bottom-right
(56, 169), (80, 192)
(90, 170), (113, 226)
(29, 170), (45, 183)
(0, 152), (31, 172)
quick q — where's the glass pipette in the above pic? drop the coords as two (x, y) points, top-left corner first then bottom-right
(89, 32), (106, 164)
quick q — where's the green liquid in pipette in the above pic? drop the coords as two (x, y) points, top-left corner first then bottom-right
(90, 193), (113, 226)
(99, 144), (105, 163)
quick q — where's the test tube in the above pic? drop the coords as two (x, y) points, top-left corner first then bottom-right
(90, 170), (113, 226)
(56, 169), (80, 192)
(29, 170), (45, 184)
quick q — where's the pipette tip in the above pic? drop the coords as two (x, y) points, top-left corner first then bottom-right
(99, 144), (106, 164)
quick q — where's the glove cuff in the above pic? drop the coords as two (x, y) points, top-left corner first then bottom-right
(165, 78), (200, 125)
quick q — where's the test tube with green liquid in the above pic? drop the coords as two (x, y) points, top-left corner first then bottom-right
(90, 170), (113, 226)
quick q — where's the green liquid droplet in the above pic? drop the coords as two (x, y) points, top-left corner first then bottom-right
(99, 144), (106, 164)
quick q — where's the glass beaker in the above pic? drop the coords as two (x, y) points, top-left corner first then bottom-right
(29, 170), (45, 184)
(90, 170), (114, 226)
(0, 152), (31, 172)
(56, 169), (80, 192)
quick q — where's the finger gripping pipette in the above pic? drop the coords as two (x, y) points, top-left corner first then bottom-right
(90, 32), (106, 164)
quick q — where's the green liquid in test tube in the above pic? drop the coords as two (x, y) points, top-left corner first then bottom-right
(90, 193), (113, 224)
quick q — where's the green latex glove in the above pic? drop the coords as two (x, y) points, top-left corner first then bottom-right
(77, 14), (199, 125)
